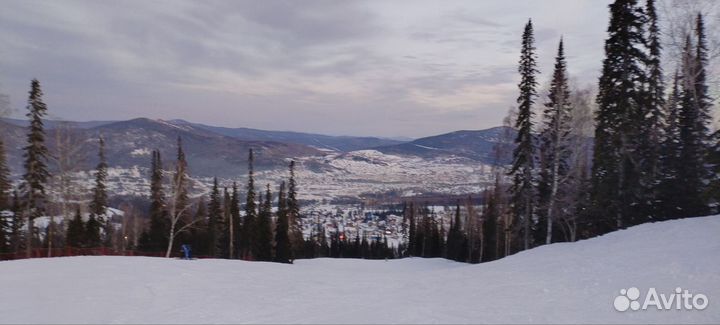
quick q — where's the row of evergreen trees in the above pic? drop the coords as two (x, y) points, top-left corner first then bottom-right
(504, 0), (717, 255)
(589, 0), (715, 230)
(405, 202), (481, 262)
(63, 136), (109, 249)
(0, 136), (13, 254)
(0, 80), (112, 257)
(403, 194), (505, 264)
(130, 143), (305, 263)
(0, 80), (401, 261)
(399, 0), (717, 264)
(132, 143), (402, 262)
(305, 229), (401, 260)
(488, 17), (592, 256)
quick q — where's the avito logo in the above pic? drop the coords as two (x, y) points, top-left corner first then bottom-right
(614, 287), (709, 311)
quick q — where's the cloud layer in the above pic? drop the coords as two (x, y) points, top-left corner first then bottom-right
(0, 0), (611, 137)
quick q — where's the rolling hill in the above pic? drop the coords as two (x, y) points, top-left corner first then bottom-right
(1, 117), (404, 152)
(373, 126), (516, 165)
(1, 118), (324, 177)
(1, 118), (518, 196)
(168, 119), (405, 152)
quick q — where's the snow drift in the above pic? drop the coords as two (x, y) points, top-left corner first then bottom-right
(0, 215), (718, 324)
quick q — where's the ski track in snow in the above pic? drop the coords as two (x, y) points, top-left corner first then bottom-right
(0, 216), (718, 324)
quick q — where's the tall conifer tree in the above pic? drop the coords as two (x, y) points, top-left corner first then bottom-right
(675, 15), (711, 217)
(634, 0), (666, 222)
(88, 136), (107, 245)
(65, 206), (85, 248)
(229, 182), (241, 259)
(659, 70), (683, 218)
(274, 181), (291, 263)
(446, 201), (465, 261)
(21, 79), (50, 257)
(407, 202), (416, 256)
(0, 139), (11, 211)
(221, 187), (230, 258)
(207, 177), (222, 257)
(254, 185), (273, 261)
(0, 139), (9, 253)
(84, 212), (102, 248)
(287, 160), (304, 258)
(90, 136), (108, 218)
(139, 150), (168, 251)
(591, 0), (648, 231)
(509, 19), (538, 251)
(242, 149), (257, 259)
(538, 38), (572, 245)
(482, 188), (500, 262)
(10, 190), (23, 253)
(172, 137), (189, 225)
(190, 197), (209, 256)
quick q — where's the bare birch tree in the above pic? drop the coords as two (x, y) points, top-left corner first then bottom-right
(558, 85), (595, 242)
(661, 0), (719, 112)
(165, 137), (200, 258)
(47, 122), (86, 256)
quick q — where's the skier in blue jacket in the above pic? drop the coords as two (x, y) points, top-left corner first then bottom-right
(181, 244), (192, 260)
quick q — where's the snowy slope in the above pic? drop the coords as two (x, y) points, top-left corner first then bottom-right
(0, 216), (718, 324)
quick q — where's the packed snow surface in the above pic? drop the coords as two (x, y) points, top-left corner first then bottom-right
(1, 216), (719, 324)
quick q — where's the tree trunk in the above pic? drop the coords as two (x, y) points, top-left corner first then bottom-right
(523, 197), (530, 250)
(25, 190), (33, 258)
(165, 220), (176, 258)
(523, 165), (533, 251)
(617, 136), (627, 230)
(546, 149), (561, 245)
(47, 220), (53, 257)
(229, 215), (234, 259)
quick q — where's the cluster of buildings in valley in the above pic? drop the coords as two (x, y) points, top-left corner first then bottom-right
(298, 204), (462, 248)
(300, 205), (407, 247)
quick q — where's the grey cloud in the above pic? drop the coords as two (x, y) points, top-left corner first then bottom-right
(450, 11), (503, 28)
(534, 27), (561, 44)
(0, 0), (613, 138)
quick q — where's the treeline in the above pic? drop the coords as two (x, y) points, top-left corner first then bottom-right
(129, 142), (397, 262)
(131, 143), (309, 262)
(0, 80), (53, 257)
(400, 190), (507, 263)
(499, 0), (718, 256)
(302, 229), (400, 260)
(404, 0), (718, 264)
(0, 95), (399, 261)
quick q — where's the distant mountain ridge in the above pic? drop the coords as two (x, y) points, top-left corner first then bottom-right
(0, 117), (515, 178)
(0, 118), (115, 129)
(372, 126), (516, 165)
(165, 119), (405, 152)
(0, 118), (323, 177)
(1, 117), (405, 152)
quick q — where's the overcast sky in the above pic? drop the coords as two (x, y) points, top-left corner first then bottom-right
(0, 0), (613, 138)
